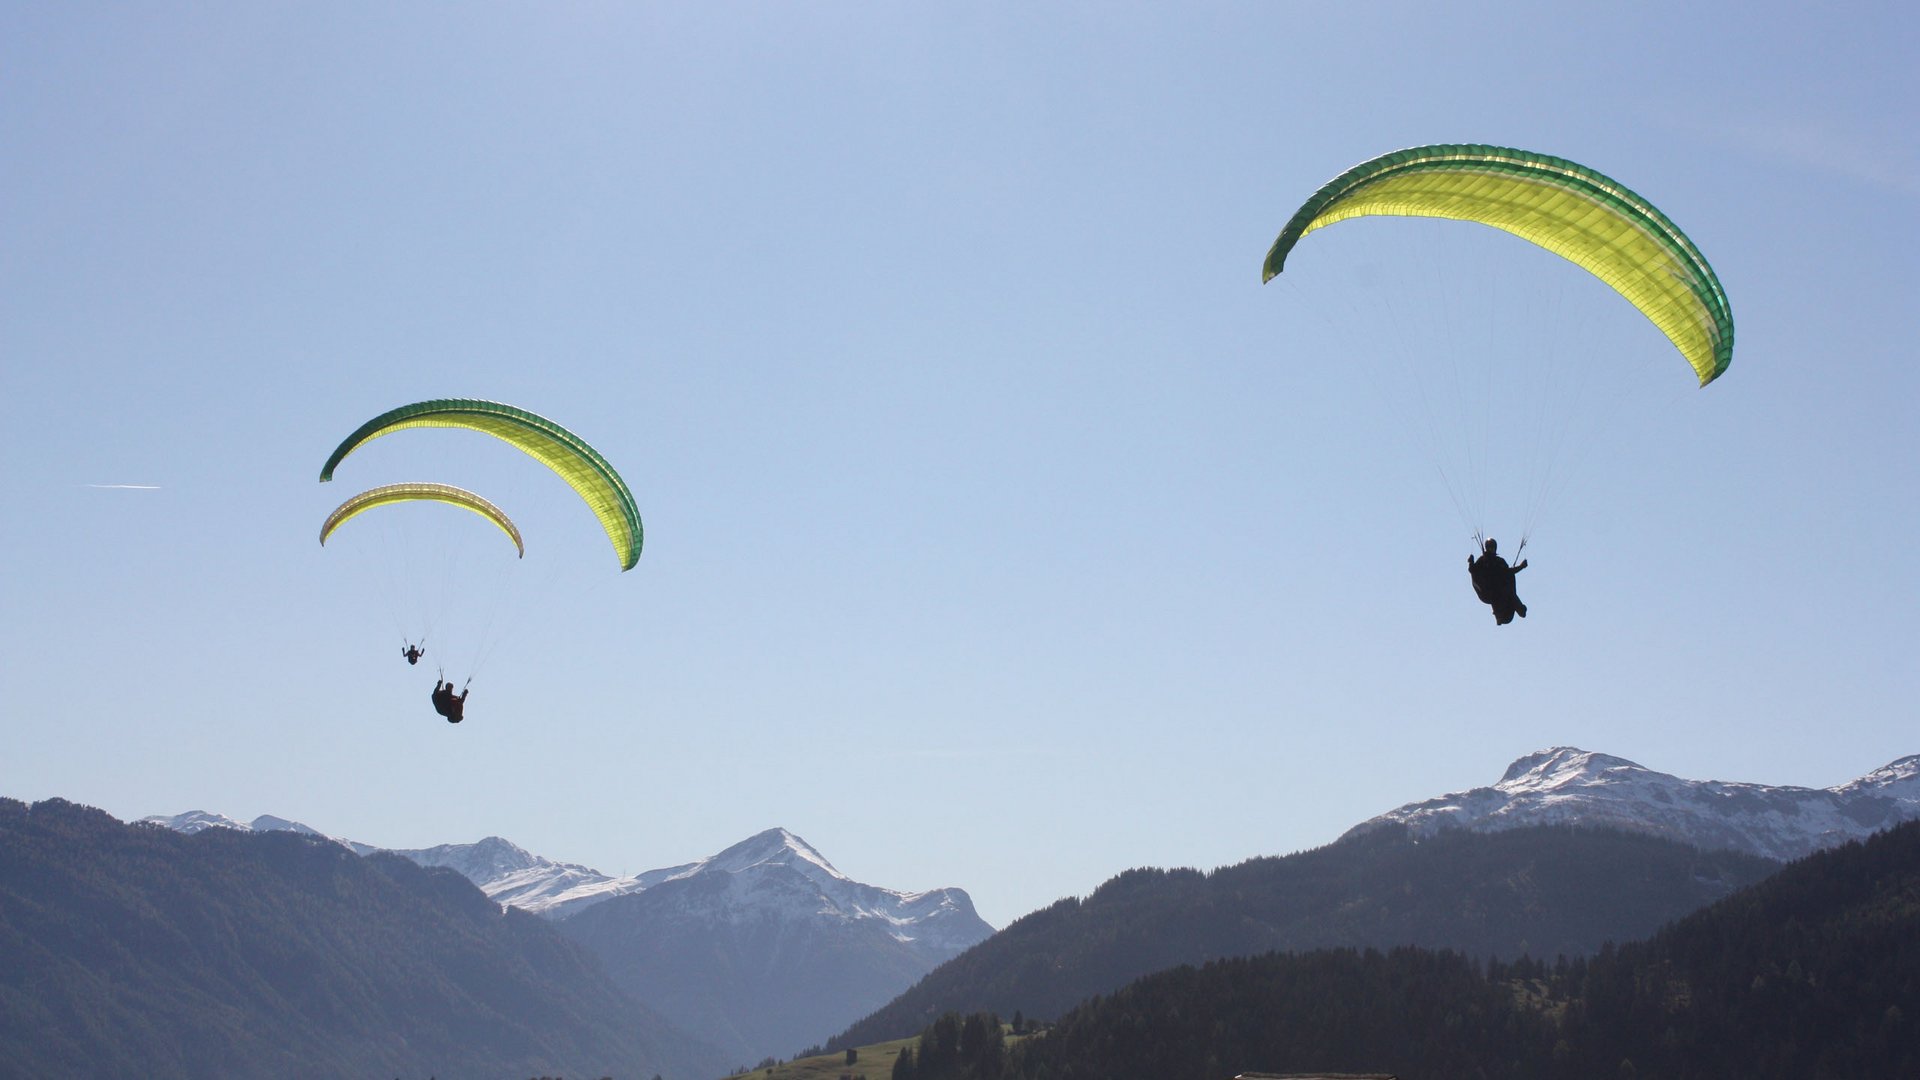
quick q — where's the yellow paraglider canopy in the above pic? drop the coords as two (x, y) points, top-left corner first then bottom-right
(1264, 144), (1733, 386)
(319, 482), (524, 557)
(319, 399), (641, 570)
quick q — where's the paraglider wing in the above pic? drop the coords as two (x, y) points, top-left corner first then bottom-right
(319, 399), (642, 570)
(319, 482), (525, 557)
(1263, 144), (1734, 386)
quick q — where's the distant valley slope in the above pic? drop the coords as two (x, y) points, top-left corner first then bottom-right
(1348, 746), (1920, 859)
(0, 798), (725, 1080)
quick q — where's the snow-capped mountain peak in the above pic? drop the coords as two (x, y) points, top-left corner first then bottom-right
(578, 827), (988, 953)
(1835, 753), (1920, 799)
(1348, 746), (1920, 861)
(248, 814), (325, 837)
(1497, 747), (1645, 790)
(546, 829), (994, 1064)
(137, 810), (990, 953)
(389, 836), (643, 917)
(403, 836), (552, 880)
(142, 810), (250, 835)
(680, 827), (847, 883)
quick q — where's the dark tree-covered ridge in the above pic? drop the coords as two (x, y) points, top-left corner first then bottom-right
(1001, 821), (1920, 1080)
(829, 824), (1777, 1049)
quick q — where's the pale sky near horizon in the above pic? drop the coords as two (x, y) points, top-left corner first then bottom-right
(3, 3), (1915, 927)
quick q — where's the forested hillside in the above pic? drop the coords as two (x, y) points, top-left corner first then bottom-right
(831, 824), (1776, 1049)
(968, 821), (1920, 1079)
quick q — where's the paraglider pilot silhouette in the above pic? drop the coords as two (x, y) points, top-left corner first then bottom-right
(431, 678), (468, 724)
(1468, 538), (1528, 625)
(401, 641), (424, 665)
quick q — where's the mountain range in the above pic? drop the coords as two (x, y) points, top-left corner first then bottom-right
(1347, 745), (1920, 860)
(135, 745), (1920, 1065)
(140, 813), (993, 1065)
(827, 745), (1920, 1049)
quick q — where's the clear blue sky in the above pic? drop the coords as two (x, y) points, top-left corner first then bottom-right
(3, 3), (1914, 927)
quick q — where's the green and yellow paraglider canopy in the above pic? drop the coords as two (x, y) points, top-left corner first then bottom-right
(320, 482), (525, 557)
(320, 399), (642, 571)
(1264, 144), (1733, 386)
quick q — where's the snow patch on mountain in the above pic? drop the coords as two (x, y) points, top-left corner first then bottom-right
(1347, 747), (1920, 861)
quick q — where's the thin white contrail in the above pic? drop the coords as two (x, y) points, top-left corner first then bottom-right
(85, 483), (162, 490)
